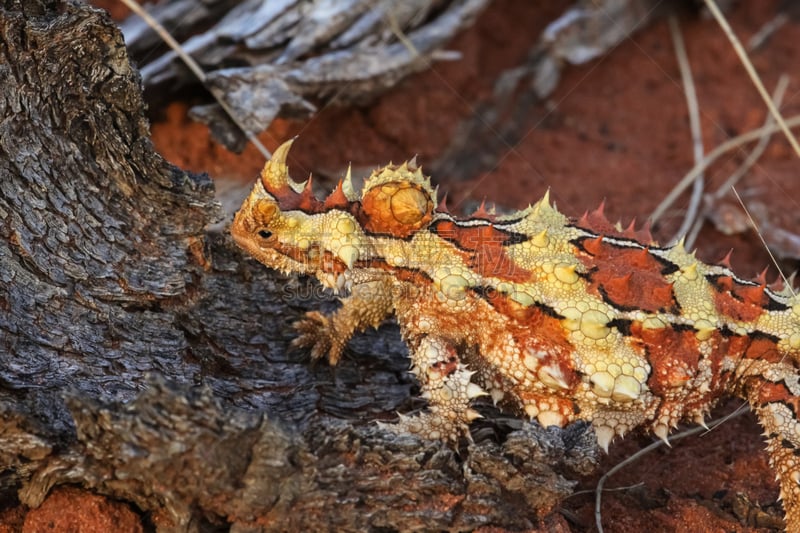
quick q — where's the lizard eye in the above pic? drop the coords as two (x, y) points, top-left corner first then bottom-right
(253, 200), (279, 241)
(361, 181), (433, 237)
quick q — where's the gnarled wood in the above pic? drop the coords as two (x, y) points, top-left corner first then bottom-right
(0, 2), (597, 530)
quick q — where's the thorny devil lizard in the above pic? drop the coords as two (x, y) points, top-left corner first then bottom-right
(232, 139), (800, 529)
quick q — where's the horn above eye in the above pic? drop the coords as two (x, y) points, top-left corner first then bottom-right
(255, 200), (279, 225)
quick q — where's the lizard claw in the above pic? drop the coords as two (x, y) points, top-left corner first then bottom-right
(292, 311), (345, 365)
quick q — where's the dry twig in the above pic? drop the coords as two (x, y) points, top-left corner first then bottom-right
(704, 0), (800, 158)
(119, 0), (272, 159)
(668, 15), (705, 247)
(594, 404), (750, 533)
(650, 114), (800, 223)
(686, 74), (789, 245)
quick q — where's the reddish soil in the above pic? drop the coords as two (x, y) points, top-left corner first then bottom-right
(17, 487), (142, 533)
(21, 1), (800, 531)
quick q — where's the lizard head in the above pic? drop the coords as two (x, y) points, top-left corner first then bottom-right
(231, 139), (436, 289)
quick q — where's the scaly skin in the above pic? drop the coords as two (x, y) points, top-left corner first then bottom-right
(231, 140), (800, 530)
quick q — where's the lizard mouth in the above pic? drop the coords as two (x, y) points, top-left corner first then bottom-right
(234, 222), (355, 294)
(230, 220), (314, 276)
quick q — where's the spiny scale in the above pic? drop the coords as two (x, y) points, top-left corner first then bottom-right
(231, 139), (800, 530)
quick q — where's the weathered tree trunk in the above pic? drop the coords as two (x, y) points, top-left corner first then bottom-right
(0, 2), (597, 531)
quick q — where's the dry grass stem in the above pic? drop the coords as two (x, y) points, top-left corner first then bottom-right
(731, 185), (796, 296)
(704, 0), (800, 158)
(119, 0), (272, 159)
(650, 114), (800, 223)
(712, 74), (789, 200)
(594, 404), (749, 533)
(684, 74), (789, 245)
(668, 15), (705, 247)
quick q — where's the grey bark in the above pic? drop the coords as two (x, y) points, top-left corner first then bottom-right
(0, 1), (598, 531)
(120, 0), (490, 152)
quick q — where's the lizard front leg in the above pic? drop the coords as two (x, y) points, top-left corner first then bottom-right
(393, 335), (486, 442)
(738, 360), (800, 531)
(293, 276), (394, 365)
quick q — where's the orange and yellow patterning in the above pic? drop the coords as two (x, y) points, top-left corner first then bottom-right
(232, 139), (800, 530)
